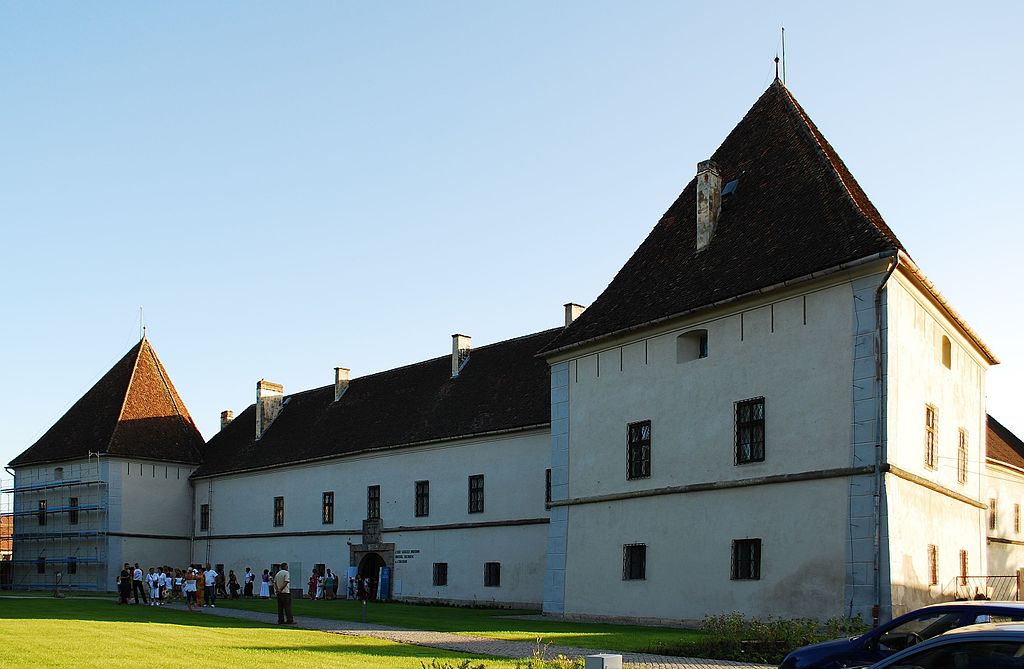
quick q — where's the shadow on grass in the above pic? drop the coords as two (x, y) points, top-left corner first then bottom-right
(242, 643), (502, 661)
(0, 598), (272, 630)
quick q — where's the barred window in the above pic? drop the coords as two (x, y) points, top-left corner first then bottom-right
(925, 406), (938, 469)
(732, 539), (762, 580)
(433, 562), (448, 587)
(623, 544), (646, 580)
(627, 421), (651, 479)
(200, 504), (210, 531)
(367, 485), (380, 520)
(69, 498), (79, 525)
(484, 562), (501, 587)
(928, 544), (938, 586)
(990, 499), (998, 531)
(960, 549), (968, 586)
(273, 496), (284, 527)
(735, 398), (765, 464)
(415, 481), (429, 517)
(957, 430), (968, 485)
(322, 491), (334, 525)
(1016, 504), (1021, 534)
(468, 475), (484, 514)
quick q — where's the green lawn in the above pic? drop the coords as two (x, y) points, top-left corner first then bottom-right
(0, 597), (526, 668)
(213, 596), (704, 653)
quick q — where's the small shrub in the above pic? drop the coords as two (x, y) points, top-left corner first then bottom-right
(511, 640), (585, 669)
(421, 660), (487, 669)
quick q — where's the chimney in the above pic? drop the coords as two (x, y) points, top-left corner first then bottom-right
(334, 367), (350, 402)
(451, 334), (471, 378)
(696, 159), (722, 251)
(220, 410), (234, 431)
(256, 379), (284, 440)
(564, 303), (586, 327)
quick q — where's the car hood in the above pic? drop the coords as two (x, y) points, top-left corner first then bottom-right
(781, 637), (861, 668)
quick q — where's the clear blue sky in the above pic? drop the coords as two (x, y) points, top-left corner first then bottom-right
(2, 1), (1021, 470)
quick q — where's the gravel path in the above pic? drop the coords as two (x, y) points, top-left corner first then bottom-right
(190, 604), (771, 669)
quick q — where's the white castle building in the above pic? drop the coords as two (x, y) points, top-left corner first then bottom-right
(7, 79), (1022, 624)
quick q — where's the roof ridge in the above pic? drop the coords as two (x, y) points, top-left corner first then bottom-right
(105, 339), (145, 454)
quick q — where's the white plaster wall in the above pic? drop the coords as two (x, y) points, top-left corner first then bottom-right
(192, 429), (549, 606)
(561, 478), (849, 621)
(119, 459), (196, 536)
(985, 462), (1024, 576)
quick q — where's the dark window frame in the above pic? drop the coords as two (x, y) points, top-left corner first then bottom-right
(957, 429), (968, 485)
(484, 561), (501, 587)
(622, 543), (647, 581)
(927, 544), (938, 586)
(468, 475), (484, 514)
(36, 558), (45, 574)
(38, 499), (46, 526)
(322, 491), (335, 525)
(960, 549), (969, 586)
(433, 562), (448, 587)
(200, 504), (210, 531)
(735, 398), (766, 465)
(731, 538), (762, 580)
(67, 556), (77, 575)
(545, 468), (552, 505)
(415, 481), (429, 518)
(626, 420), (652, 480)
(925, 405), (938, 470)
(273, 496), (284, 527)
(367, 485), (380, 520)
(68, 497), (79, 525)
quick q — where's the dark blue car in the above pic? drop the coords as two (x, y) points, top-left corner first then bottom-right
(779, 601), (1024, 668)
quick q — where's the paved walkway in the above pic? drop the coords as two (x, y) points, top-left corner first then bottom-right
(191, 604), (770, 669)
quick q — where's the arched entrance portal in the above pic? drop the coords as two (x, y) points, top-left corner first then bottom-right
(357, 552), (386, 600)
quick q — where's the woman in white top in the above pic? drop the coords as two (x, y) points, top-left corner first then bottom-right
(259, 569), (270, 598)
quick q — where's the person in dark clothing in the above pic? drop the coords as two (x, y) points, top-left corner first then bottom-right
(131, 562), (147, 604)
(117, 563), (131, 604)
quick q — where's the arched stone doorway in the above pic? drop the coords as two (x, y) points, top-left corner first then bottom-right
(357, 552), (386, 600)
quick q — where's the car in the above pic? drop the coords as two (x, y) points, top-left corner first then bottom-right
(779, 601), (1024, 668)
(865, 621), (1024, 668)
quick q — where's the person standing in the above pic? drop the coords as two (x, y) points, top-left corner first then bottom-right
(324, 569), (335, 600)
(117, 563), (131, 604)
(184, 568), (198, 612)
(132, 563), (147, 605)
(147, 567), (160, 606)
(203, 563), (218, 607)
(243, 567), (255, 598)
(259, 569), (270, 598)
(274, 562), (294, 624)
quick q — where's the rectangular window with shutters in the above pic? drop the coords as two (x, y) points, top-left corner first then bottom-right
(925, 406), (938, 469)
(69, 498), (79, 525)
(468, 475), (484, 514)
(367, 485), (380, 520)
(735, 398), (766, 464)
(622, 544), (646, 580)
(322, 492), (334, 524)
(484, 562), (500, 587)
(928, 544), (938, 586)
(273, 496), (284, 527)
(732, 539), (762, 580)
(626, 421), (651, 479)
(415, 481), (429, 517)
(957, 430), (968, 484)
(200, 504), (210, 531)
(433, 562), (448, 586)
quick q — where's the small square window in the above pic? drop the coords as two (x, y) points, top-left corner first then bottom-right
(484, 562), (500, 587)
(731, 539), (762, 580)
(433, 562), (448, 587)
(623, 544), (646, 580)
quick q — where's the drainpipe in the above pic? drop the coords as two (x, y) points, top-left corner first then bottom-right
(873, 252), (899, 627)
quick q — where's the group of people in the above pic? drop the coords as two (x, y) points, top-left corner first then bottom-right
(306, 567), (340, 599)
(115, 562), (268, 610)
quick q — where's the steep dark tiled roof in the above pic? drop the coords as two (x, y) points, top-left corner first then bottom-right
(542, 80), (904, 355)
(9, 339), (204, 468)
(193, 328), (560, 478)
(987, 415), (1024, 470)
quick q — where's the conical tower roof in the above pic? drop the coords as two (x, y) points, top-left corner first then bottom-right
(9, 338), (204, 467)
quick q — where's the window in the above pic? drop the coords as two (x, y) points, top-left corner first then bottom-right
(676, 329), (709, 363)
(735, 398), (766, 464)
(989, 499), (998, 531)
(960, 549), (968, 586)
(54, 467), (64, 480)
(941, 336), (952, 369)
(623, 544), (646, 580)
(957, 430), (968, 485)
(68, 498), (79, 525)
(322, 492), (334, 524)
(887, 640), (1024, 668)
(367, 485), (380, 520)
(38, 500), (46, 526)
(468, 475), (484, 514)
(484, 562), (501, 587)
(273, 496), (284, 527)
(415, 481), (429, 517)
(626, 421), (651, 479)
(732, 539), (762, 580)
(1016, 504), (1021, 534)
(925, 406), (938, 470)
(36, 558), (45, 574)
(877, 612), (962, 652)
(67, 557), (77, 575)
(314, 563), (325, 577)
(200, 504), (210, 531)
(545, 468), (552, 505)
(928, 544), (938, 586)
(433, 562), (448, 586)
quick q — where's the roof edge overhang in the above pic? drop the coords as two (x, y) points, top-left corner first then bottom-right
(540, 249), (899, 362)
(8, 452), (202, 470)
(986, 458), (1024, 478)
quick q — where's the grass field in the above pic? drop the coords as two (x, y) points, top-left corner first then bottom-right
(213, 596), (704, 653)
(0, 597), (531, 668)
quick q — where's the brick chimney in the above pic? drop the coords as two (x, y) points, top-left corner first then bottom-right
(220, 410), (234, 431)
(564, 303), (586, 327)
(256, 380), (284, 440)
(451, 334), (471, 378)
(334, 367), (350, 402)
(696, 159), (722, 251)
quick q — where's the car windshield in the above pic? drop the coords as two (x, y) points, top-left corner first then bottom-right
(878, 613), (963, 652)
(886, 640), (1024, 668)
